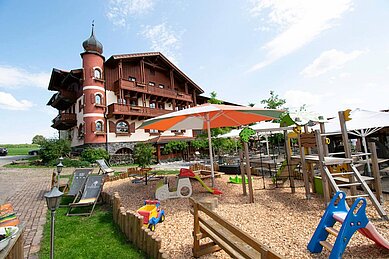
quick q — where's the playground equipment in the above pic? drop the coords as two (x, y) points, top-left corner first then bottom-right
(155, 177), (192, 201)
(179, 168), (222, 195)
(136, 200), (165, 231)
(229, 175), (249, 184)
(308, 191), (389, 258)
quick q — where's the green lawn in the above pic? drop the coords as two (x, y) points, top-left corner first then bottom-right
(2, 144), (39, 156)
(39, 205), (145, 259)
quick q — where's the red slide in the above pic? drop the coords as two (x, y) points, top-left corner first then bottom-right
(334, 212), (389, 250)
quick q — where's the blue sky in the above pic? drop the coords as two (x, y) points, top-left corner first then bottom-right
(1, 0), (389, 144)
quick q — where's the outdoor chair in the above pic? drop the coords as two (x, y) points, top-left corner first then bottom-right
(66, 175), (104, 217)
(128, 167), (162, 185)
(0, 203), (20, 227)
(96, 159), (115, 176)
(67, 169), (93, 197)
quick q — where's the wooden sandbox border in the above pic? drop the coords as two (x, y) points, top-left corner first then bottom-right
(101, 191), (168, 259)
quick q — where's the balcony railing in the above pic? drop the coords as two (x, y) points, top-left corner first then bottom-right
(51, 113), (77, 130)
(114, 79), (193, 102)
(108, 103), (171, 118)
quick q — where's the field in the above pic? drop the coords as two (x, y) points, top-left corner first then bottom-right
(1, 144), (39, 156)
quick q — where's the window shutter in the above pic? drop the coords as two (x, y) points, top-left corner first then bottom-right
(130, 122), (136, 133)
(109, 121), (116, 133)
(91, 121), (96, 132)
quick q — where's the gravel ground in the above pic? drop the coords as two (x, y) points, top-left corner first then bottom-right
(104, 175), (389, 259)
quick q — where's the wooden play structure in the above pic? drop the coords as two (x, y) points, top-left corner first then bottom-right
(190, 198), (283, 258)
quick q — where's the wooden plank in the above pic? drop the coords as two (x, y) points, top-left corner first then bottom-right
(199, 216), (260, 259)
(369, 142), (384, 205)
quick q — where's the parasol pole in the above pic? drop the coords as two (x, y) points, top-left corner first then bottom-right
(206, 113), (215, 187)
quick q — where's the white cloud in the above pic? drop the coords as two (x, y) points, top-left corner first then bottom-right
(248, 0), (353, 72)
(0, 65), (50, 89)
(141, 23), (182, 64)
(284, 90), (324, 111)
(301, 49), (364, 77)
(0, 91), (34, 110)
(106, 0), (155, 27)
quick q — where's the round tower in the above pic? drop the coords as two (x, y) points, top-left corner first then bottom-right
(81, 24), (106, 146)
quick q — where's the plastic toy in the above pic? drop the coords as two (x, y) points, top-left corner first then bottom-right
(179, 168), (222, 195)
(136, 200), (165, 231)
(155, 177), (192, 201)
(308, 191), (389, 258)
(228, 175), (250, 184)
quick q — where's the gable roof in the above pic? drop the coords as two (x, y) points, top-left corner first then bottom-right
(106, 52), (204, 93)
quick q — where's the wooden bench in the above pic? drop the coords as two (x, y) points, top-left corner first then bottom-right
(190, 198), (283, 259)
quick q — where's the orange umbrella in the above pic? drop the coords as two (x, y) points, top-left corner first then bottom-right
(139, 103), (284, 186)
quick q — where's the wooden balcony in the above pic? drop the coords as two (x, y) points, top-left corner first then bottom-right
(51, 113), (77, 130)
(47, 90), (77, 110)
(107, 103), (171, 118)
(114, 79), (193, 102)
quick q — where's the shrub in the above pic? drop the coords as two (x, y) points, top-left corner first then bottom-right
(162, 141), (188, 155)
(133, 143), (155, 168)
(81, 148), (110, 163)
(39, 139), (71, 164)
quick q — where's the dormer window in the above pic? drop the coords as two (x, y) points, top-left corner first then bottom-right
(159, 84), (164, 89)
(94, 68), (102, 79)
(129, 76), (136, 82)
(148, 82), (155, 87)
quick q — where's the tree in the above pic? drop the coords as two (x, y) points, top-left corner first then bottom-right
(260, 91), (286, 110)
(163, 141), (188, 155)
(39, 138), (71, 164)
(32, 135), (46, 145)
(81, 148), (109, 163)
(208, 91), (223, 104)
(133, 143), (156, 168)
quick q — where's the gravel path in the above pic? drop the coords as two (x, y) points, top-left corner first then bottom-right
(104, 175), (389, 259)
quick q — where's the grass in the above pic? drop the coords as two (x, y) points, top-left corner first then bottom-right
(3, 144), (40, 156)
(39, 205), (145, 259)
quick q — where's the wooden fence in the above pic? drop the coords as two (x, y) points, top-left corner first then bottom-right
(101, 192), (168, 258)
(189, 163), (219, 172)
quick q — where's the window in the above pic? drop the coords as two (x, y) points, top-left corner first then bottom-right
(149, 102), (156, 109)
(130, 99), (137, 106)
(148, 82), (155, 87)
(116, 121), (129, 133)
(78, 123), (84, 139)
(95, 94), (102, 105)
(128, 76), (136, 82)
(150, 129), (159, 134)
(94, 68), (102, 79)
(96, 121), (103, 132)
(159, 84), (164, 89)
(157, 103), (164, 109)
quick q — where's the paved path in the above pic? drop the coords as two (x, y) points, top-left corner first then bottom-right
(0, 167), (51, 258)
(0, 155), (33, 167)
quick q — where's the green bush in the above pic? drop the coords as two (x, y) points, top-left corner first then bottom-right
(162, 141), (188, 155)
(133, 143), (155, 168)
(39, 139), (71, 164)
(48, 158), (90, 168)
(81, 148), (110, 163)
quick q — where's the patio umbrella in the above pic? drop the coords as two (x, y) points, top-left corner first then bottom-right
(139, 103), (284, 187)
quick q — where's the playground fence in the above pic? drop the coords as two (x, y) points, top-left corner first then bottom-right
(101, 191), (168, 259)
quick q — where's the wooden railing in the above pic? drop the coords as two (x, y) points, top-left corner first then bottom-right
(191, 198), (283, 258)
(0, 224), (24, 259)
(114, 79), (193, 102)
(101, 191), (168, 258)
(51, 113), (77, 130)
(107, 103), (171, 118)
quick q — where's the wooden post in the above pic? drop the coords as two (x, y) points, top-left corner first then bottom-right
(127, 211), (133, 242)
(239, 149), (247, 196)
(315, 130), (331, 204)
(319, 122), (329, 156)
(338, 111), (356, 198)
(244, 142), (254, 203)
(147, 230), (154, 256)
(298, 133), (311, 199)
(154, 236), (162, 259)
(284, 129), (295, 193)
(368, 142), (384, 205)
(192, 198), (200, 256)
(143, 228), (150, 254)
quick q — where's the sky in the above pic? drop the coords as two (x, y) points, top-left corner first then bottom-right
(0, 0), (389, 144)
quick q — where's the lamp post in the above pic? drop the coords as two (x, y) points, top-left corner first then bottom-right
(56, 157), (64, 188)
(44, 187), (63, 259)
